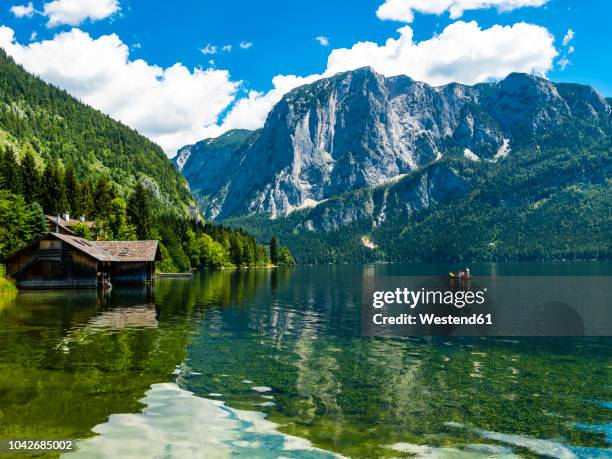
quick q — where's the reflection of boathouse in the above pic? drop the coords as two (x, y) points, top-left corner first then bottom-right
(4, 232), (161, 289)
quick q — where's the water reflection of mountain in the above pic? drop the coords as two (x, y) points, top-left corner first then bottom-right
(180, 266), (612, 458)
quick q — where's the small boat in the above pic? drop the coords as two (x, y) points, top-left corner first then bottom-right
(449, 270), (472, 280)
(98, 273), (112, 288)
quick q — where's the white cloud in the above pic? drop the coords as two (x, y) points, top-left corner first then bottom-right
(220, 74), (321, 131)
(315, 35), (329, 46)
(562, 28), (574, 46)
(239, 41), (253, 49)
(558, 29), (574, 71)
(10, 2), (35, 18)
(0, 26), (239, 154)
(43, 0), (120, 27)
(376, 0), (548, 22)
(222, 44), (232, 52)
(324, 21), (556, 86)
(200, 43), (217, 55)
(30, 31), (38, 41)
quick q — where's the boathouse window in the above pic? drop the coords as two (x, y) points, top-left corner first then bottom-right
(39, 240), (62, 260)
(40, 240), (62, 250)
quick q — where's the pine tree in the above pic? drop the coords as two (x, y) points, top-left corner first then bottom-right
(20, 150), (40, 204)
(256, 245), (268, 265)
(79, 180), (95, 219)
(42, 162), (68, 215)
(64, 166), (80, 215)
(94, 176), (115, 219)
(230, 235), (243, 266)
(25, 202), (48, 239)
(1, 147), (22, 194)
(127, 182), (152, 239)
(241, 243), (254, 266)
(270, 235), (279, 264)
(108, 197), (137, 240)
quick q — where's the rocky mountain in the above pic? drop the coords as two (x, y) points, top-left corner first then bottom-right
(174, 129), (256, 214)
(174, 129), (254, 175)
(176, 67), (610, 262)
(176, 67), (610, 222)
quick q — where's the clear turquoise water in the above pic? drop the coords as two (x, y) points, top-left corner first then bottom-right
(0, 263), (610, 458)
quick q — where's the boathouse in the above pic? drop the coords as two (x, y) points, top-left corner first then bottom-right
(4, 233), (161, 289)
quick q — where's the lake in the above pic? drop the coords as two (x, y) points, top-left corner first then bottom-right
(0, 263), (610, 458)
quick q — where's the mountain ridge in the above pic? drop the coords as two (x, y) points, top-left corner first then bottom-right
(175, 67), (610, 263)
(176, 67), (610, 221)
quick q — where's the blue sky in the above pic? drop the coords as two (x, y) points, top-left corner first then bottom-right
(0, 0), (609, 154)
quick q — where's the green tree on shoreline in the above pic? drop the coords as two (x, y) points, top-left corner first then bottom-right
(0, 149), (271, 271)
(270, 235), (279, 264)
(269, 235), (294, 266)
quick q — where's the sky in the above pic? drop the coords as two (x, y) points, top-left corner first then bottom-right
(0, 0), (609, 156)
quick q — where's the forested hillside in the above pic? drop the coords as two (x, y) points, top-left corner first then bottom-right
(0, 49), (273, 271)
(228, 140), (611, 263)
(0, 49), (193, 214)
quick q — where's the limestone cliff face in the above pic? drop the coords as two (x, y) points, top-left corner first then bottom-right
(290, 162), (474, 233)
(175, 68), (611, 220)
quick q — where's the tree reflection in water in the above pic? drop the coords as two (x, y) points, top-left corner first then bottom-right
(0, 265), (610, 458)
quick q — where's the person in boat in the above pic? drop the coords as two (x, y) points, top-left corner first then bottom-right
(449, 268), (472, 279)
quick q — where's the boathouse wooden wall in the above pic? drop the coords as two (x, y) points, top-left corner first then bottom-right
(110, 262), (153, 284)
(9, 240), (99, 289)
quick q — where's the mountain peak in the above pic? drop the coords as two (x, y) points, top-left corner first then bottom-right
(349, 66), (378, 75)
(497, 72), (556, 94)
(503, 72), (544, 81)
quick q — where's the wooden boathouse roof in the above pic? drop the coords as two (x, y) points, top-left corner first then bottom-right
(54, 233), (119, 261)
(5, 233), (160, 263)
(94, 240), (161, 262)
